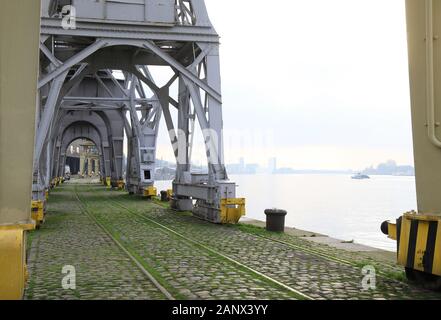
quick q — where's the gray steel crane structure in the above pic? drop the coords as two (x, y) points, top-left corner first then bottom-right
(34, 0), (245, 226)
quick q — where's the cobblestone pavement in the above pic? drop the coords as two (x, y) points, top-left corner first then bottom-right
(103, 190), (441, 300)
(77, 185), (300, 300)
(25, 187), (167, 300)
(236, 225), (406, 277)
(26, 183), (441, 300)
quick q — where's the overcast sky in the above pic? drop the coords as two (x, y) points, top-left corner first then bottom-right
(156, 0), (414, 171)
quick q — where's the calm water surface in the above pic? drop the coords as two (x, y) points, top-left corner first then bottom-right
(156, 174), (417, 251)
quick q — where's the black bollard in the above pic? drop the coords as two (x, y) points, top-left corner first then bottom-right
(264, 209), (287, 232)
(160, 190), (169, 202)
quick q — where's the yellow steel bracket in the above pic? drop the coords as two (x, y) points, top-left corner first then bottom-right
(31, 200), (44, 227)
(220, 198), (246, 224)
(117, 180), (125, 190)
(144, 186), (157, 198)
(386, 222), (397, 240)
(0, 223), (35, 300)
(106, 177), (111, 188)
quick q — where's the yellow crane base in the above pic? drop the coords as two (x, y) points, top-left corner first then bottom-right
(117, 180), (125, 190)
(144, 186), (157, 198)
(31, 200), (45, 227)
(0, 223), (35, 300)
(220, 198), (246, 224)
(382, 212), (441, 288)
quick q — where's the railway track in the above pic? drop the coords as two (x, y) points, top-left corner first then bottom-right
(109, 198), (441, 299)
(75, 185), (311, 300)
(149, 197), (405, 280)
(116, 196), (395, 277)
(106, 197), (313, 300)
(71, 184), (441, 300)
(73, 186), (174, 300)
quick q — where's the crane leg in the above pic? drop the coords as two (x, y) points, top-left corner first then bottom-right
(0, 0), (41, 299)
(382, 0), (441, 289)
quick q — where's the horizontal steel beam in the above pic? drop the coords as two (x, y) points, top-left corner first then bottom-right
(62, 96), (157, 103)
(174, 183), (216, 201)
(60, 105), (149, 111)
(41, 18), (220, 43)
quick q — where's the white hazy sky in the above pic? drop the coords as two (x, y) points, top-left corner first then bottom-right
(156, 0), (414, 171)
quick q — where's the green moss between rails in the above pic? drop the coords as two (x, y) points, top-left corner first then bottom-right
(42, 184), (419, 299)
(80, 190), (306, 300)
(108, 208), (306, 300)
(82, 203), (185, 300)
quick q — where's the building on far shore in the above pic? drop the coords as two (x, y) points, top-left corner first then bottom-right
(362, 160), (415, 176)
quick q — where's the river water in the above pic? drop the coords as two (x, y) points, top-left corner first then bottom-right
(155, 174), (417, 251)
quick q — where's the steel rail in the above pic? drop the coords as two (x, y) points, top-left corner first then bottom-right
(73, 187), (175, 300)
(105, 197), (313, 300)
(112, 195), (410, 288)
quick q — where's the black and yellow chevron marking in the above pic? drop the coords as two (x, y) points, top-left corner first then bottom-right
(397, 214), (441, 276)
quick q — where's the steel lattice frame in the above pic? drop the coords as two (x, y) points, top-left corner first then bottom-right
(34, 0), (238, 223)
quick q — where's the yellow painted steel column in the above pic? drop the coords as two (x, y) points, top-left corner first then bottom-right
(406, 0), (441, 214)
(414, 221), (430, 271)
(398, 217), (412, 266)
(433, 223), (441, 274)
(0, 0), (41, 299)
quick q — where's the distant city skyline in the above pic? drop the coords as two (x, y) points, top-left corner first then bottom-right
(154, 156), (414, 177)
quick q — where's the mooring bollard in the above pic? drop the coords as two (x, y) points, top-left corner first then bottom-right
(264, 209), (287, 232)
(160, 190), (169, 202)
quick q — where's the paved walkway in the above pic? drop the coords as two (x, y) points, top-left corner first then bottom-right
(25, 187), (166, 300)
(25, 183), (441, 300)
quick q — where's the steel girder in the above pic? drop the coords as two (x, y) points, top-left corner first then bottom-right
(53, 76), (126, 183)
(33, 0), (241, 223)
